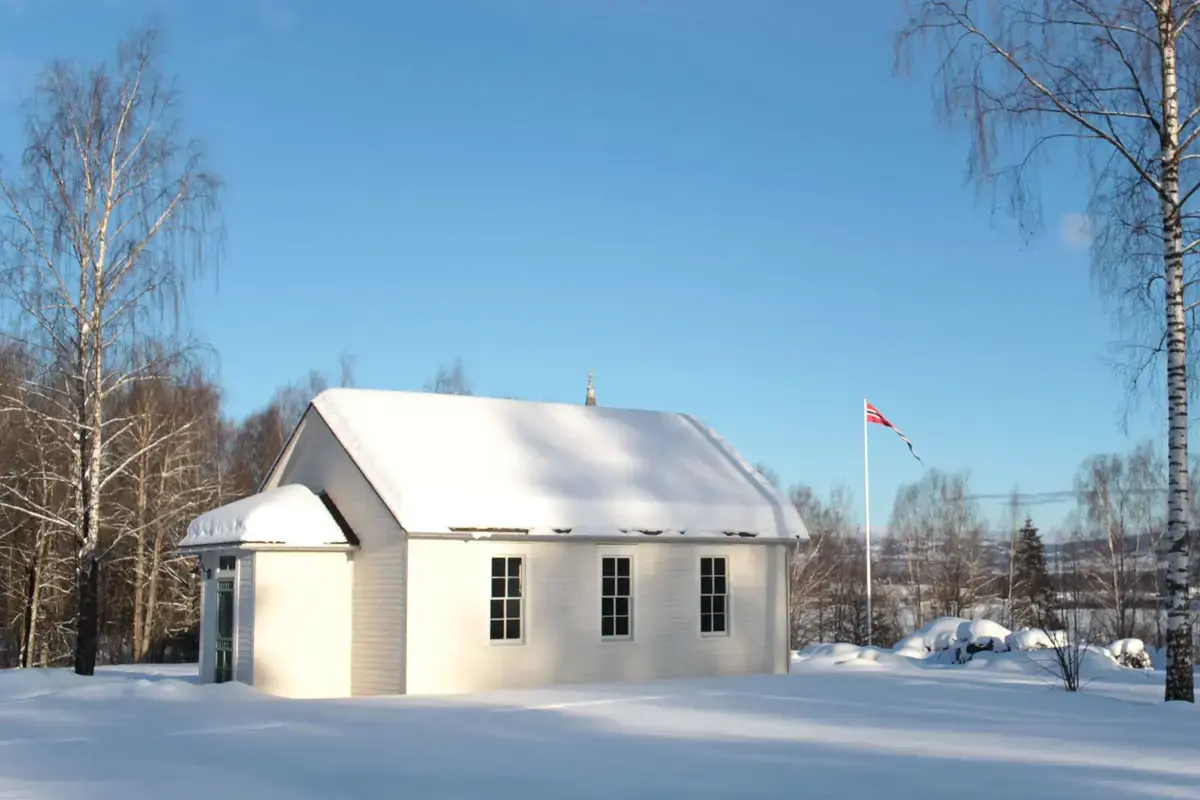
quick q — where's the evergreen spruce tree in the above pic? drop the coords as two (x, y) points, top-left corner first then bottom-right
(1011, 517), (1053, 629)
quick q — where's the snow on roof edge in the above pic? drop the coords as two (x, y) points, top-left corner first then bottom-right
(676, 412), (808, 540)
(180, 484), (352, 550)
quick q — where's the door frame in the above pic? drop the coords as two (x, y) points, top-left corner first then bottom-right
(212, 554), (238, 683)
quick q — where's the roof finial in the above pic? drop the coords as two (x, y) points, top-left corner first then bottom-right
(586, 371), (596, 406)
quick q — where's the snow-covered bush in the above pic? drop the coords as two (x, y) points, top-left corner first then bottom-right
(1006, 628), (1067, 651)
(1106, 638), (1152, 669)
(890, 617), (1017, 664)
(800, 618), (1167, 680)
(1118, 650), (1153, 669)
(950, 620), (1012, 663)
(892, 617), (972, 656)
(956, 620), (1011, 652)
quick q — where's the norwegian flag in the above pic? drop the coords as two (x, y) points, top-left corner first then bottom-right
(865, 401), (923, 464)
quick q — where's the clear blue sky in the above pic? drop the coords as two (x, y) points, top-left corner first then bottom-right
(0, 0), (1168, 534)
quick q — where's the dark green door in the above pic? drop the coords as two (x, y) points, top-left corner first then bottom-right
(215, 578), (234, 683)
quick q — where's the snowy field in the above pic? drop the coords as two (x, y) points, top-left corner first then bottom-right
(0, 649), (1198, 800)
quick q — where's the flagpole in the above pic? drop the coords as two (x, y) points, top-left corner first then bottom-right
(863, 396), (873, 647)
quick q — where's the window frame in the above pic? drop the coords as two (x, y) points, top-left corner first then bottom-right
(698, 554), (731, 638)
(488, 554), (526, 646)
(598, 550), (635, 643)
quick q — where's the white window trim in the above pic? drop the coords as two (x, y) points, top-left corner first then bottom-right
(697, 553), (731, 639)
(488, 553), (527, 647)
(597, 547), (635, 643)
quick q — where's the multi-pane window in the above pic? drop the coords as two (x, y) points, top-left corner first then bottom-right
(601, 556), (632, 639)
(490, 557), (523, 641)
(700, 556), (728, 635)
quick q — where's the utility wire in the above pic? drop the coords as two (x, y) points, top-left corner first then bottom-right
(967, 487), (1170, 506)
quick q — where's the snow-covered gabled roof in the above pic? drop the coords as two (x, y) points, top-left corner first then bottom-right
(180, 484), (353, 550)
(308, 388), (807, 540)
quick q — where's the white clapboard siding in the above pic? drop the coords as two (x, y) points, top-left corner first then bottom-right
(251, 550), (352, 698)
(405, 539), (789, 695)
(235, 552), (255, 685)
(348, 541), (406, 694)
(269, 409), (407, 696)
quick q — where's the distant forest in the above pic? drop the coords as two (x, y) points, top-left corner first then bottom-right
(770, 445), (1200, 650)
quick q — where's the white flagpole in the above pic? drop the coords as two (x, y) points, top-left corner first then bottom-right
(863, 396), (873, 647)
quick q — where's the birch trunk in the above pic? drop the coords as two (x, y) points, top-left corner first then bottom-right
(72, 241), (93, 675)
(132, 458), (148, 659)
(138, 519), (165, 661)
(20, 553), (37, 668)
(1160, 4), (1194, 701)
(19, 529), (50, 669)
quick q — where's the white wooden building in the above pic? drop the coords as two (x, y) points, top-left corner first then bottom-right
(180, 388), (808, 698)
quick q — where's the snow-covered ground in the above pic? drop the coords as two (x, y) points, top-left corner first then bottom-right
(0, 653), (1197, 800)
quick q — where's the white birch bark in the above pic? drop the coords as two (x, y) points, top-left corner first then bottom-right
(1159, 6), (1194, 698)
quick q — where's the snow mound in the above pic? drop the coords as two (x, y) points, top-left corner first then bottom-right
(956, 619), (1011, 647)
(0, 667), (258, 705)
(58, 677), (207, 702)
(1007, 628), (1066, 651)
(960, 653), (1032, 673)
(0, 667), (85, 701)
(797, 643), (918, 669)
(1081, 646), (1127, 673)
(892, 616), (972, 654)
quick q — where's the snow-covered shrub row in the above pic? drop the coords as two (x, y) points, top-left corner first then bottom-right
(887, 617), (1154, 669)
(799, 616), (1160, 672)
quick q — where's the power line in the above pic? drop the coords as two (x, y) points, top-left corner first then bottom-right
(966, 488), (1170, 506)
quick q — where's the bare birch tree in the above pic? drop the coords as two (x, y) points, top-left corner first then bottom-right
(790, 484), (853, 644)
(107, 366), (220, 661)
(897, 0), (1198, 702)
(0, 28), (220, 675)
(889, 480), (933, 628)
(1074, 443), (1164, 641)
